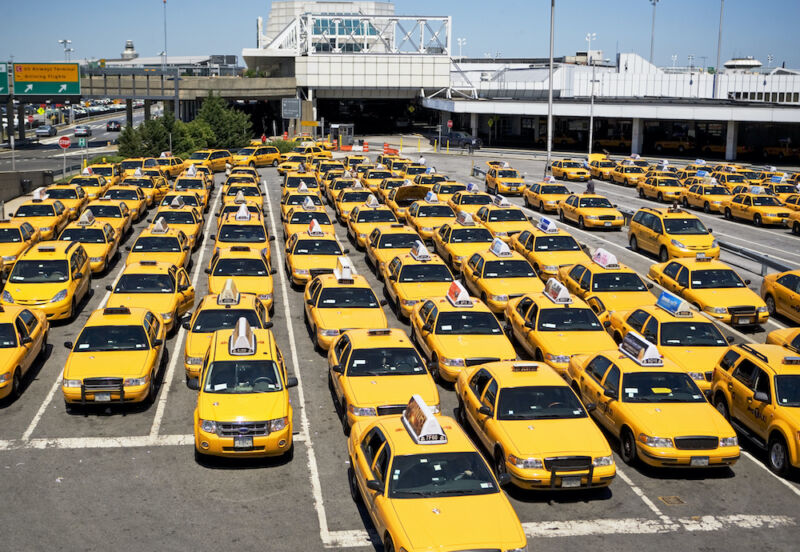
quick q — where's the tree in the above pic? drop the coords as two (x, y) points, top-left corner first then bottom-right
(139, 119), (171, 157)
(118, 123), (145, 158)
(196, 93), (252, 151)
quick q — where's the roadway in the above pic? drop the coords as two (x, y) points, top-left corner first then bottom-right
(0, 154), (798, 551)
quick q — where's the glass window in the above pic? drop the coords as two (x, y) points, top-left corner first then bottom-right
(620, 372), (705, 403)
(586, 355), (612, 382)
(496, 386), (586, 420)
(74, 325), (150, 351)
(388, 452), (497, 498)
(203, 360), (283, 394)
(213, 258), (269, 277)
(626, 310), (651, 332)
(435, 312), (503, 335)
(191, 309), (262, 333)
(733, 358), (759, 388)
(113, 273), (175, 293)
(537, 307), (603, 331)
(346, 347), (425, 376)
(317, 287), (379, 308)
(10, 260), (69, 283)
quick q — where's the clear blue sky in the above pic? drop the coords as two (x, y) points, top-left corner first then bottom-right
(1, 0), (798, 69)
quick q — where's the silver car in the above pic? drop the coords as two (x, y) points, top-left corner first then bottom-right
(35, 125), (57, 137)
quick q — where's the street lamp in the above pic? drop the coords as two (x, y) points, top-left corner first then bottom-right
(457, 38), (466, 59)
(159, 51), (166, 72)
(671, 54), (678, 68)
(545, 0), (555, 177)
(713, 0), (724, 98)
(649, 0), (659, 64)
(163, 0), (168, 67)
(586, 32), (597, 157)
(58, 39), (72, 61)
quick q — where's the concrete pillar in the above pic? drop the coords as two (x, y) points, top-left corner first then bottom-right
(470, 113), (478, 137)
(725, 120), (738, 161)
(17, 103), (25, 141)
(125, 99), (133, 127)
(533, 116), (541, 141)
(511, 116), (521, 137)
(4, 97), (12, 143)
(144, 99), (152, 120)
(631, 117), (644, 155)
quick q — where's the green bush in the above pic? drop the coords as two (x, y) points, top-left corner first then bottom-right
(268, 139), (299, 154)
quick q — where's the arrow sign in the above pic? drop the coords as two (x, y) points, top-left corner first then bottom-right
(13, 63), (81, 96)
(0, 86), (4, 93)
(24, 84), (33, 92)
(58, 84), (67, 92)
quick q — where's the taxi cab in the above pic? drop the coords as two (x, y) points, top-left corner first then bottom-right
(58, 210), (119, 274)
(1, 241), (91, 321)
(447, 186), (493, 216)
(120, 157), (158, 177)
(126, 218), (190, 269)
(326, 177), (360, 205)
(607, 291), (732, 395)
(647, 254), (768, 326)
(385, 184), (428, 222)
(230, 166), (260, 181)
(432, 211), (494, 270)
(106, 260), (194, 334)
(412, 173), (448, 188)
(85, 197), (133, 238)
(610, 162), (646, 187)
(762, 179), (798, 202)
(455, 361), (616, 490)
(475, 195), (534, 242)
(365, 225), (421, 278)
(161, 191), (204, 211)
(628, 206), (719, 261)
(711, 171), (750, 190)
(154, 155), (185, 178)
(388, 158), (412, 177)
(283, 199), (333, 240)
(304, 257), (388, 351)
(44, 184), (88, 220)
(347, 395), (527, 552)
(637, 175), (684, 203)
(69, 173), (110, 201)
(711, 343), (800, 475)
(121, 175), (163, 207)
(485, 164), (526, 195)
(462, 239), (542, 314)
(334, 185), (374, 224)
(558, 248), (655, 322)
(87, 163), (121, 187)
(382, 241), (454, 320)
(399, 164), (428, 181)
(284, 220), (348, 287)
(0, 304), (48, 401)
(505, 279), (616, 375)
(723, 187), (792, 226)
(510, 218), (590, 280)
(346, 195), (398, 248)
(280, 185), (323, 220)
(232, 145), (280, 167)
(760, 269), (800, 324)
(344, 154), (369, 168)
(215, 205), (271, 255)
(0, 219), (39, 276)
(787, 208), (800, 235)
(103, 185), (147, 221)
(282, 172), (321, 195)
(766, 327), (800, 352)
(523, 176), (570, 213)
(328, 328), (439, 434)
(189, 317), (296, 460)
(567, 332), (740, 468)
(278, 154), (312, 176)
(588, 156), (616, 180)
(182, 279), (272, 381)
(187, 165), (215, 189)
(141, 168), (170, 194)
(782, 194), (800, 211)
(429, 180), (465, 202)
(13, 189), (70, 240)
(360, 169), (394, 192)
(151, 198), (204, 249)
(551, 159), (590, 181)
(405, 192), (457, 242)
(376, 177), (406, 203)
(222, 174), (259, 194)
(558, 193), (624, 230)
(410, 281), (516, 383)
(62, 306), (166, 407)
(315, 160), (345, 182)
(186, 149), (232, 172)
(680, 179), (732, 213)
(174, 175), (211, 210)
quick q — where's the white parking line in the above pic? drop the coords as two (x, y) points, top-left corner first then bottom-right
(740, 450), (800, 497)
(615, 467), (675, 527)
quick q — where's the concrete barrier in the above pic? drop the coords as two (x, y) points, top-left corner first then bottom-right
(0, 171), (54, 203)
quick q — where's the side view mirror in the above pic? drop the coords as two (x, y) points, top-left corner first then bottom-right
(603, 388), (618, 400)
(585, 402), (597, 412)
(342, 248), (350, 254)
(270, 269), (277, 275)
(183, 246), (190, 252)
(332, 364), (344, 374)
(388, 274), (397, 281)
(204, 268), (211, 274)
(726, 335), (735, 344)
(497, 472), (512, 486)
(603, 320), (611, 328)
(744, 279), (751, 285)
(284, 247), (290, 253)
(182, 321), (191, 330)
(753, 391), (769, 403)
(286, 376), (298, 388)
(366, 479), (383, 493)
(125, 246), (131, 253)
(21, 336), (33, 345)
(421, 323), (432, 333)
(524, 320), (535, 330)
(186, 378), (200, 391)
(153, 339), (163, 347)
(646, 282), (654, 289)
(146, 218), (153, 223)
(306, 299), (314, 306)
(707, 228), (713, 233)
(64, 341), (74, 349)
(264, 321), (274, 329)
(478, 405), (493, 417)
(105, 284), (113, 291)
(269, 236), (276, 242)
(379, 299), (388, 306)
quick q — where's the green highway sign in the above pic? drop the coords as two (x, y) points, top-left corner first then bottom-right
(0, 63), (8, 96)
(78, 138), (87, 148)
(13, 63), (81, 96)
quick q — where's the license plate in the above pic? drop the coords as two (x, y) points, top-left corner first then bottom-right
(690, 456), (709, 467)
(562, 476), (582, 488)
(94, 392), (111, 402)
(604, 222), (612, 227)
(734, 317), (753, 325)
(234, 436), (254, 449)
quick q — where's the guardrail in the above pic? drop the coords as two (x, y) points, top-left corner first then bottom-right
(716, 239), (795, 275)
(471, 162), (486, 178)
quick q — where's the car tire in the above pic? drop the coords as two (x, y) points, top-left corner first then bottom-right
(493, 447), (507, 478)
(10, 368), (21, 400)
(69, 298), (78, 322)
(714, 394), (730, 421)
(578, 216), (586, 229)
(559, 210), (566, 223)
(272, 159), (278, 167)
(765, 294), (776, 316)
(456, 397), (468, 427)
(753, 214), (762, 227)
(658, 247), (669, 263)
(768, 434), (790, 477)
(620, 427), (638, 466)
(539, 201), (545, 214)
(657, 192), (663, 202)
(724, 208), (733, 220)
(682, 197), (690, 208)
(341, 404), (351, 435)
(793, 222), (800, 235)
(348, 465), (362, 504)
(146, 375), (157, 405)
(638, 188), (645, 198)
(523, 195), (531, 208)
(38, 330), (49, 360)
(384, 535), (395, 552)
(703, 202), (711, 213)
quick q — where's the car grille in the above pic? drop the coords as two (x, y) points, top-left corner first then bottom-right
(544, 456), (592, 472)
(376, 405), (407, 416)
(83, 377), (123, 391)
(674, 436), (719, 450)
(728, 306), (756, 315)
(465, 357), (500, 367)
(310, 268), (334, 278)
(688, 245), (707, 250)
(599, 215), (616, 220)
(217, 421), (269, 437)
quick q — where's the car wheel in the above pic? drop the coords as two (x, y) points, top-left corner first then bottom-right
(703, 202), (711, 213)
(657, 192), (663, 202)
(794, 222), (800, 235)
(620, 427), (638, 465)
(535, 349), (544, 362)
(384, 535), (395, 552)
(768, 434), (790, 476)
(578, 216), (585, 229)
(456, 397), (468, 426)
(69, 298), (78, 321)
(559, 210), (566, 222)
(493, 447), (507, 478)
(146, 375), (157, 405)
(714, 394), (730, 421)
(272, 159), (278, 167)
(682, 197), (690, 208)
(753, 214), (762, 227)
(10, 368), (21, 400)
(724, 208), (732, 220)
(658, 247), (669, 263)
(765, 295), (776, 316)
(638, 188), (645, 198)
(395, 298), (407, 321)
(539, 201), (545, 214)
(249, 162), (255, 168)
(38, 330), (49, 360)
(348, 465), (362, 504)
(341, 404), (351, 435)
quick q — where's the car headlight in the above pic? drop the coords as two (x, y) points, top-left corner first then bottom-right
(688, 372), (705, 381)
(670, 239), (687, 249)
(711, 239), (719, 247)
(593, 455), (614, 467)
(586, 215), (599, 220)
(757, 306), (768, 313)
(401, 299), (418, 306)
(63, 379), (82, 388)
(358, 233), (367, 238)
(454, 256), (465, 262)
(161, 312), (173, 322)
(545, 353), (571, 363)
(199, 419), (217, 434)
(41, 226), (53, 232)
(50, 290), (68, 303)
(124, 376), (148, 387)
(543, 265), (558, 272)
(89, 256), (105, 263)
(546, 200), (558, 204)
(638, 434), (674, 448)
(421, 227), (434, 232)
(2, 290), (14, 303)
(319, 328), (340, 337)
(294, 268), (310, 275)
(507, 454), (543, 469)
(719, 436), (738, 447)
(258, 294), (273, 301)
(441, 357), (465, 367)
(348, 405), (377, 416)
(490, 294), (509, 302)
(0, 372), (11, 383)
(2, 255), (17, 262)
(712, 201), (722, 204)
(268, 416), (289, 432)
(704, 306), (727, 314)
(185, 355), (204, 365)
(494, 231), (508, 236)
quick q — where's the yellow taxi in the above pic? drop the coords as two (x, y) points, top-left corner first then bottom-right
(365, 225), (421, 278)
(711, 343), (800, 475)
(69, 173), (110, 201)
(160, 191), (204, 212)
(0, 219), (39, 276)
(0, 304), (48, 401)
(628, 206), (719, 261)
(277, 154), (312, 176)
(304, 257), (388, 350)
(447, 187), (494, 216)
(121, 175), (162, 207)
(431, 211), (494, 270)
(347, 395), (527, 552)
(104, 185), (147, 221)
(551, 159), (590, 181)
(187, 165), (215, 189)
(360, 168), (394, 193)
(385, 184), (428, 222)
(222, 174), (259, 194)
(679, 179), (732, 213)
(610, 162), (646, 187)
(325, 177), (359, 205)
(232, 145), (280, 167)
(58, 210), (120, 274)
(787, 208), (800, 235)
(753, 167), (786, 184)
(387, 158), (412, 177)
(315, 160), (345, 182)
(607, 291), (732, 395)
(282, 172), (321, 195)
(230, 166), (260, 181)
(126, 218), (190, 269)
(766, 327), (800, 352)
(282, 200), (333, 240)
(45, 184), (88, 220)
(154, 154), (185, 178)
(462, 239), (542, 314)
(141, 168), (170, 194)
(522, 176), (570, 213)
(410, 281), (516, 383)
(455, 361), (616, 490)
(505, 279), (615, 375)
(782, 194), (800, 211)
(280, 186), (323, 220)
(588, 156), (616, 180)
(120, 157), (159, 177)
(85, 197), (133, 238)
(474, 196), (534, 243)
(723, 187), (792, 226)
(637, 175), (684, 203)
(215, 206), (271, 256)
(328, 328), (439, 433)
(762, 179), (798, 202)
(405, 192), (457, 242)
(334, 185), (374, 224)
(566, 332), (739, 468)
(62, 306), (166, 407)
(558, 193), (624, 230)
(399, 164), (428, 181)
(510, 218), (590, 281)
(189, 317), (296, 460)
(557, 248), (655, 321)
(182, 279), (272, 381)
(376, 177), (407, 203)
(711, 170), (750, 190)
(87, 163), (121, 187)
(760, 269), (800, 324)
(284, 221), (348, 287)
(346, 195), (398, 248)
(174, 175), (211, 210)
(647, 255), (768, 326)
(412, 173), (448, 188)
(151, 198), (204, 249)
(344, 154), (369, 169)
(13, 189), (70, 240)
(485, 163), (526, 195)
(186, 149), (232, 172)
(382, 241), (454, 320)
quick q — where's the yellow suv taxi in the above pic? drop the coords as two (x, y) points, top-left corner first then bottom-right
(629, 206), (719, 262)
(382, 241), (454, 320)
(206, 245), (275, 312)
(13, 190), (70, 240)
(0, 304), (49, 402)
(232, 145), (280, 167)
(186, 149), (232, 172)
(760, 269), (800, 325)
(126, 219), (191, 269)
(58, 210), (120, 273)
(510, 218), (590, 280)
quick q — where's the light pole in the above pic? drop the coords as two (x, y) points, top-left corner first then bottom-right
(163, 0), (168, 67)
(767, 54), (774, 68)
(58, 39), (72, 61)
(586, 32), (597, 157)
(671, 54), (678, 68)
(688, 54), (695, 96)
(457, 38), (466, 59)
(649, 0), (659, 64)
(713, 0), (724, 98)
(545, 0), (555, 177)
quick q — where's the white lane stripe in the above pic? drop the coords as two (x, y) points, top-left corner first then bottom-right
(740, 450), (800, 497)
(523, 517), (672, 537)
(615, 467), (675, 526)
(0, 432), (307, 451)
(148, 187), (222, 438)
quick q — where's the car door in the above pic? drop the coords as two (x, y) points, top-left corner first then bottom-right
(17, 309), (44, 373)
(354, 428), (387, 526)
(13, 315), (34, 373)
(461, 368), (493, 447)
(563, 265), (587, 295)
(419, 306), (439, 360)
(746, 368), (775, 439)
(176, 268), (195, 315)
(656, 261), (683, 293)
(729, 357), (759, 428)
(641, 316), (659, 345)
(369, 443), (393, 536)
(774, 273), (800, 321)
(330, 335), (352, 405)
(598, 364), (621, 431)
(478, 378), (499, 437)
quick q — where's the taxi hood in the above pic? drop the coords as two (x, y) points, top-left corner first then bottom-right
(435, 334), (516, 360)
(65, 350), (153, 379)
(663, 346), (727, 372)
(345, 374), (438, 408)
(625, 402), (733, 437)
(197, 391), (288, 422)
(393, 185), (428, 204)
(106, 293), (177, 315)
(209, 275), (273, 296)
(316, 308), (387, 331)
(396, 281), (452, 301)
(499, 417), (610, 458)
(6, 281), (69, 303)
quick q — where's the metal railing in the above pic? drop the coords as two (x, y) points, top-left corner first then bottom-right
(716, 239), (795, 276)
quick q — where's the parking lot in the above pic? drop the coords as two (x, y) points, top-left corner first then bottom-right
(2, 151), (799, 551)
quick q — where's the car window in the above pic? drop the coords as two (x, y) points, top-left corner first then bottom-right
(361, 428), (386, 466)
(753, 369), (771, 400)
(733, 358), (759, 388)
(626, 309), (651, 332)
(676, 267), (689, 288)
(482, 379), (498, 408)
(469, 369), (492, 397)
(603, 366), (621, 393)
(586, 355), (612, 383)
(642, 317), (658, 343)
(663, 262), (682, 280)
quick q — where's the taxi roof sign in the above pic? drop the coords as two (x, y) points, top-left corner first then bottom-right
(77, 210), (95, 226)
(492, 194), (510, 206)
(170, 196), (185, 209)
(302, 196), (316, 210)
(766, 165), (778, 172)
(619, 331), (663, 366)
(235, 204), (252, 221)
(32, 187), (49, 201)
(424, 191), (439, 203)
(696, 170), (709, 177)
(694, 159), (706, 165)
(297, 182), (309, 193)
(749, 186), (766, 194)
(543, 175), (557, 183)
(456, 211), (476, 226)
(217, 278), (241, 306)
(512, 363), (539, 372)
(410, 240), (432, 261)
(543, 278), (572, 304)
(229, 317), (256, 356)
(402, 395), (447, 445)
(81, 166), (93, 175)
(133, 167), (143, 177)
(537, 216), (559, 234)
(655, 290), (692, 317)
(489, 237), (512, 257)
(770, 175), (783, 183)
(465, 182), (480, 192)
(446, 280), (472, 307)
(592, 248), (619, 269)
(365, 194), (380, 208)
(186, 165), (197, 176)
(234, 190), (246, 204)
(151, 217), (169, 234)
(334, 256), (356, 282)
(307, 219), (324, 236)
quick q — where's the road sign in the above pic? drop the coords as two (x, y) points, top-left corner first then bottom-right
(37, 107), (45, 115)
(300, 120), (319, 127)
(447, 119), (453, 129)
(78, 138), (87, 148)
(281, 98), (301, 119)
(0, 63), (8, 96)
(13, 63), (81, 96)
(58, 136), (71, 149)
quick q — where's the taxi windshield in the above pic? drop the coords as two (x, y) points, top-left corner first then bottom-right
(497, 386), (587, 420)
(389, 452), (497, 498)
(690, 269), (744, 289)
(287, 156), (307, 163)
(458, 194), (492, 205)
(592, 272), (647, 292)
(225, 177), (256, 186)
(121, 160), (144, 170)
(74, 325), (150, 351)
(285, 195), (322, 206)
(237, 148), (257, 156)
(487, 209), (527, 222)
(405, 166), (426, 175)
(417, 205), (455, 218)
(356, 210), (396, 223)
(597, 161), (614, 167)
(660, 322), (727, 346)
(540, 185), (569, 194)
(621, 372), (705, 403)
(579, 197), (613, 208)
(293, 239), (342, 255)
(105, 189), (139, 200)
(561, 162), (582, 168)
(218, 225), (266, 243)
(175, 180), (205, 191)
(155, 211), (196, 225)
(0, 228), (22, 243)
(624, 167), (644, 173)
(91, 167), (113, 176)
(377, 234), (419, 249)
(203, 360), (282, 394)
(191, 309), (261, 333)
(213, 258), (268, 276)
(497, 170), (519, 178)
(87, 205), (122, 218)
(15, 204), (55, 217)
(114, 274), (174, 293)
(704, 186), (730, 195)
(726, 174), (745, 183)
(435, 312), (503, 335)
(656, 179), (681, 187)
(664, 218), (708, 235)
(737, 171), (757, 179)
(450, 228), (493, 243)
(773, 185), (794, 193)
(399, 264), (453, 283)
(226, 186), (260, 197)
(381, 180), (403, 190)
(290, 212), (331, 225)
(417, 175), (447, 185)
(0, 324), (16, 348)
(162, 195), (199, 207)
(346, 347), (426, 376)
(71, 178), (101, 187)
(317, 287), (379, 308)
(534, 235), (580, 251)
(367, 171), (392, 180)
(10, 260), (69, 283)
(285, 177), (317, 188)
(332, 180), (356, 189)
(133, 236), (181, 252)
(60, 228), (106, 244)
(340, 192), (372, 203)
(752, 196), (782, 207)
(483, 260), (535, 278)
(45, 188), (78, 199)
(775, 375), (800, 407)
(187, 152), (211, 160)
(126, 179), (153, 188)
(435, 185), (465, 195)
(537, 307), (603, 331)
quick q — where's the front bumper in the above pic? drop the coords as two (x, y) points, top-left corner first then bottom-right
(582, 218), (624, 229)
(63, 382), (151, 404)
(506, 462), (615, 490)
(637, 444), (740, 468)
(195, 424), (292, 458)
(704, 310), (769, 326)
(9, 296), (73, 321)
(668, 246), (720, 260)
